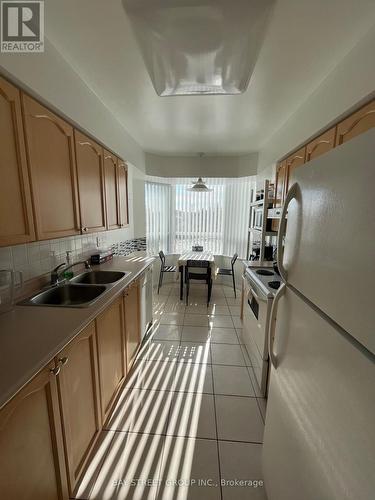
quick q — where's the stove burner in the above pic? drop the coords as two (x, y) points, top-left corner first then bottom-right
(256, 269), (274, 276)
(268, 281), (281, 290)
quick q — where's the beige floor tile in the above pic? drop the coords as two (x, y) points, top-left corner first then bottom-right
(147, 340), (181, 362)
(163, 302), (186, 314)
(160, 312), (185, 325)
(210, 327), (239, 345)
(181, 325), (211, 342)
(185, 304), (212, 315)
(212, 365), (255, 397)
(183, 313), (210, 327)
(89, 431), (164, 500)
(229, 306), (241, 317)
(167, 392), (217, 439)
(240, 344), (256, 367)
(152, 324), (182, 342)
(232, 317), (243, 329)
(209, 296), (228, 305)
(222, 287), (237, 297)
(219, 441), (266, 500)
(173, 363), (213, 394)
(211, 344), (246, 366)
(209, 315), (234, 329)
(157, 437), (221, 500)
(210, 304), (231, 315)
(215, 395), (264, 443)
(247, 367), (263, 398)
(179, 341), (211, 364)
(131, 359), (177, 391)
(74, 430), (116, 499)
(226, 297), (242, 306)
(105, 388), (173, 435)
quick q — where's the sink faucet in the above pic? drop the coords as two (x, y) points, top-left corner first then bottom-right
(50, 260), (91, 286)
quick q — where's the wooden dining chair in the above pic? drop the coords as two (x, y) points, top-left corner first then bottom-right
(158, 251), (177, 293)
(185, 260), (212, 306)
(216, 253), (238, 297)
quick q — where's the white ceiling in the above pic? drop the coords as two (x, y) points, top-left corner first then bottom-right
(46, 0), (375, 155)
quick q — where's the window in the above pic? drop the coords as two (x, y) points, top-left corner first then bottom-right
(145, 177), (254, 258)
(145, 181), (171, 255)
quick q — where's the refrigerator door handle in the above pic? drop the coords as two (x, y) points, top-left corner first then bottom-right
(277, 182), (299, 283)
(268, 282), (286, 369)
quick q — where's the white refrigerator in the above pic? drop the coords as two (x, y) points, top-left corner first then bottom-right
(262, 128), (375, 500)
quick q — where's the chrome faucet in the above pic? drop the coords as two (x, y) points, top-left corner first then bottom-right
(50, 260), (91, 286)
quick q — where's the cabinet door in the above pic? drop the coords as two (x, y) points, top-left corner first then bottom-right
(306, 126), (336, 163)
(0, 77), (35, 247)
(285, 146), (306, 194)
(103, 150), (120, 230)
(124, 281), (140, 367)
(274, 160), (287, 208)
(96, 298), (126, 422)
(57, 322), (101, 495)
(0, 363), (68, 500)
(74, 130), (106, 233)
(22, 95), (81, 240)
(118, 159), (129, 227)
(336, 99), (375, 146)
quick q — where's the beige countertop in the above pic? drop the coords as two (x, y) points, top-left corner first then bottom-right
(0, 253), (155, 410)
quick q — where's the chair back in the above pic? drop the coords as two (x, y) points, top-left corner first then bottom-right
(231, 253), (238, 267)
(159, 250), (166, 266)
(186, 260), (210, 269)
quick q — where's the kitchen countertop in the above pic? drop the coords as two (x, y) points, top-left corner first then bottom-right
(0, 253), (155, 410)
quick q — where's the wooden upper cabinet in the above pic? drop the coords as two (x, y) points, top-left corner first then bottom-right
(74, 130), (106, 233)
(22, 94), (81, 240)
(118, 159), (129, 227)
(96, 297), (126, 423)
(285, 146), (306, 194)
(336, 100), (375, 146)
(274, 160), (287, 208)
(124, 281), (140, 367)
(0, 78), (35, 247)
(306, 127), (336, 163)
(57, 322), (101, 495)
(103, 150), (120, 230)
(0, 362), (68, 500)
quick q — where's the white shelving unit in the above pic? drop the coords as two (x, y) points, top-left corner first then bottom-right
(246, 179), (277, 261)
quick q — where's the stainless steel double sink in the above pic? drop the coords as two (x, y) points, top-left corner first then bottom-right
(19, 271), (130, 308)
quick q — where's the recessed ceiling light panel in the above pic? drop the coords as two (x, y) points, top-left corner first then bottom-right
(123, 0), (275, 96)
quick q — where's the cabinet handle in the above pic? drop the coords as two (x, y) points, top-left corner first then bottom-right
(82, 227), (88, 232)
(50, 365), (61, 376)
(58, 356), (69, 366)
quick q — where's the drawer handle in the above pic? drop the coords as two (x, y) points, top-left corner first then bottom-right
(50, 365), (61, 376)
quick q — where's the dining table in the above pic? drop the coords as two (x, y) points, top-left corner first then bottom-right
(177, 251), (216, 300)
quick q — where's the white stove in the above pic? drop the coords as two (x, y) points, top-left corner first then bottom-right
(241, 266), (283, 397)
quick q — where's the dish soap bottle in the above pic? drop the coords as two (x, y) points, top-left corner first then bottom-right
(63, 251), (74, 280)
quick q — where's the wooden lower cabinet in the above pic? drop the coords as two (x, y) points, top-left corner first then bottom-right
(0, 362), (68, 500)
(124, 280), (141, 367)
(96, 297), (126, 422)
(57, 322), (101, 495)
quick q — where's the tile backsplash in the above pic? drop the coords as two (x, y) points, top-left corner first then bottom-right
(0, 230), (146, 283)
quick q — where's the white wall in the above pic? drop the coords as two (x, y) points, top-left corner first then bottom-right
(257, 24), (375, 176)
(0, 38), (145, 171)
(145, 152), (258, 178)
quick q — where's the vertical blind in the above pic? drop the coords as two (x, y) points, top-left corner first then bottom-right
(145, 176), (255, 258)
(145, 181), (171, 254)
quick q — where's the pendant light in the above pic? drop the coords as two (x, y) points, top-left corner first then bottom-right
(187, 153), (212, 192)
